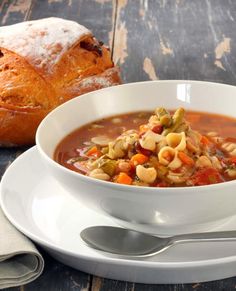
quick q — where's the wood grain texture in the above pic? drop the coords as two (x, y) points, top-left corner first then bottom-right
(0, 147), (27, 179)
(0, 0), (32, 25)
(2, 287), (22, 291)
(91, 276), (134, 291)
(1, 251), (91, 291)
(0, 0), (114, 290)
(93, 278), (236, 291)
(113, 0), (236, 84)
(1, 0), (236, 290)
(23, 251), (91, 291)
(28, 0), (115, 47)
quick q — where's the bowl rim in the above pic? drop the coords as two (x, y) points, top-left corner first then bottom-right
(36, 79), (236, 193)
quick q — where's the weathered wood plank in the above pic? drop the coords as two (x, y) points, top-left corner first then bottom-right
(0, 0), (116, 290)
(28, 0), (115, 48)
(0, 147), (28, 179)
(0, 0), (32, 25)
(91, 276), (134, 291)
(113, 0), (236, 85)
(0, 2), (32, 290)
(2, 287), (22, 291)
(2, 0), (236, 290)
(92, 277), (236, 291)
(1, 251), (91, 291)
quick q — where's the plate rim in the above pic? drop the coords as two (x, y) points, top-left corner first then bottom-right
(1, 146), (236, 270)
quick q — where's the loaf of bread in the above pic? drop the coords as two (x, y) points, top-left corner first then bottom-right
(0, 17), (121, 146)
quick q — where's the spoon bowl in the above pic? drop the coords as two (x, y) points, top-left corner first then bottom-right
(80, 226), (236, 257)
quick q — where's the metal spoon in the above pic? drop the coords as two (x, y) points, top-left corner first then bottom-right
(80, 226), (236, 257)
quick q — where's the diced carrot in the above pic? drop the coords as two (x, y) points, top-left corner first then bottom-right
(86, 146), (101, 157)
(178, 151), (194, 166)
(116, 172), (133, 185)
(230, 157), (236, 164)
(130, 153), (149, 166)
(200, 135), (210, 145)
(139, 124), (149, 133)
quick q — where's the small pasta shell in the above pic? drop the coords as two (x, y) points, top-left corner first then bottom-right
(166, 132), (186, 151)
(168, 152), (182, 170)
(196, 155), (212, 168)
(139, 135), (156, 151)
(231, 148), (236, 156)
(222, 142), (236, 151)
(221, 142), (236, 156)
(136, 165), (157, 184)
(167, 172), (187, 184)
(226, 168), (236, 178)
(139, 130), (165, 151)
(156, 139), (168, 152)
(158, 146), (176, 166)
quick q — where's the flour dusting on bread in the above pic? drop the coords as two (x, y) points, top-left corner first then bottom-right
(79, 67), (120, 88)
(0, 18), (91, 74)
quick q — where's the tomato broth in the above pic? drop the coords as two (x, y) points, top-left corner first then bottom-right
(54, 109), (236, 187)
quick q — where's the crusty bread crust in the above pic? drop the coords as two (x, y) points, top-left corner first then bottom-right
(0, 18), (121, 146)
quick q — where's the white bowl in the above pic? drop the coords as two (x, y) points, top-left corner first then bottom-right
(36, 80), (236, 235)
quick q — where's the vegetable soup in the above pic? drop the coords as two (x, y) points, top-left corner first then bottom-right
(54, 108), (236, 187)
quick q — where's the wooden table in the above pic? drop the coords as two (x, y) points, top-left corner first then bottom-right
(1, 0), (236, 290)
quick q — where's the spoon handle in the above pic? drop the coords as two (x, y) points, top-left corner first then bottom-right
(173, 230), (236, 244)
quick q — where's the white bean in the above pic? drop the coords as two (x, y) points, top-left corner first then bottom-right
(118, 161), (131, 173)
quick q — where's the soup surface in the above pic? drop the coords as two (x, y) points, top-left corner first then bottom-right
(54, 108), (236, 187)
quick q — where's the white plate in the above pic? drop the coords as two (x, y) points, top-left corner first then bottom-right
(2, 147), (236, 284)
